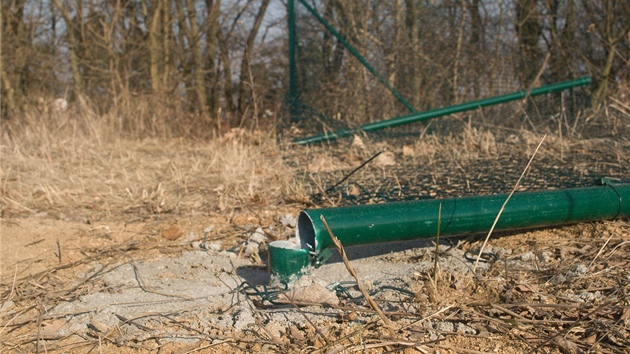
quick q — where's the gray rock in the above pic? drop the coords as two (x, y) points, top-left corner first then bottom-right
(520, 252), (536, 262)
(435, 321), (454, 332)
(455, 322), (477, 335)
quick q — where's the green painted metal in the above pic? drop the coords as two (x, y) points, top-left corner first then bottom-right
(295, 77), (592, 145)
(296, 0), (417, 114)
(268, 241), (311, 287)
(297, 182), (628, 253)
(287, 0), (299, 122)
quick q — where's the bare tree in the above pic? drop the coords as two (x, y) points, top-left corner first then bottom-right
(516, 0), (543, 85)
(236, 0), (271, 124)
(205, 0), (222, 119)
(3, 0), (629, 135)
(468, 0), (484, 97)
(52, 0), (83, 95)
(581, 0), (630, 101)
(145, 0), (166, 94)
(176, 0), (209, 119)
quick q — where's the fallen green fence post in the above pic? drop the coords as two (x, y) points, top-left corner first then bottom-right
(298, 181), (627, 252)
(268, 180), (628, 285)
(294, 76), (591, 145)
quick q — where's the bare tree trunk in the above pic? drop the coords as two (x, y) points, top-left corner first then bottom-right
(596, 41), (618, 101)
(335, 0), (369, 121)
(469, 0), (483, 47)
(161, 0), (171, 90)
(453, 1), (467, 102)
(218, 27), (236, 118)
(144, 0), (163, 93)
(102, 0), (125, 101)
(582, 0), (630, 102)
(360, 0), (371, 117)
(322, 0), (344, 83)
(205, 0), (222, 119)
(468, 0), (483, 97)
(189, 0), (209, 119)
(544, 0), (574, 84)
(390, 0), (403, 113)
(1, 55), (16, 114)
(1, 0), (23, 113)
(236, 0), (271, 124)
(404, 0), (423, 109)
(515, 0), (543, 85)
(52, 0), (83, 95)
(176, 0), (209, 119)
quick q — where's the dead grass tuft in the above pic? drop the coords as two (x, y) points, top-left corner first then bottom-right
(0, 105), (301, 222)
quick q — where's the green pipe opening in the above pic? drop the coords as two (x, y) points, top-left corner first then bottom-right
(268, 240), (311, 287)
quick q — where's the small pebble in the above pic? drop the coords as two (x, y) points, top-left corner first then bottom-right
(279, 213), (297, 228)
(435, 321), (454, 332)
(520, 252), (536, 262)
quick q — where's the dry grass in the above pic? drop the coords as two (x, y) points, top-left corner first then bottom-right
(0, 104), (302, 222)
(0, 97), (629, 353)
(406, 119), (628, 165)
(0, 104), (308, 352)
(4, 96), (626, 219)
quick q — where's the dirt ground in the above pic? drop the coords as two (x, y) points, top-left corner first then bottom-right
(1, 116), (629, 353)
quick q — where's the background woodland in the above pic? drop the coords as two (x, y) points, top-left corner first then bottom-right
(2, 0), (629, 136)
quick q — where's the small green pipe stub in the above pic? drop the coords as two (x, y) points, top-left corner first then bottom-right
(268, 241), (311, 287)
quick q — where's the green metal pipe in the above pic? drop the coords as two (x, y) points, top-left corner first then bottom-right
(287, 0), (299, 122)
(268, 240), (311, 287)
(298, 182), (628, 253)
(295, 77), (592, 145)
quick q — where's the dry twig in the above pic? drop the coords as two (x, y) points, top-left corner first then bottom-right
(473, 134), (547, 272)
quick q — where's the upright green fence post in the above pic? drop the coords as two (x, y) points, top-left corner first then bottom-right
(288, 0), (299, 122)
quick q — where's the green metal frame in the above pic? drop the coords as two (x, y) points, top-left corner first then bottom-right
(295, 76), (592, 145)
